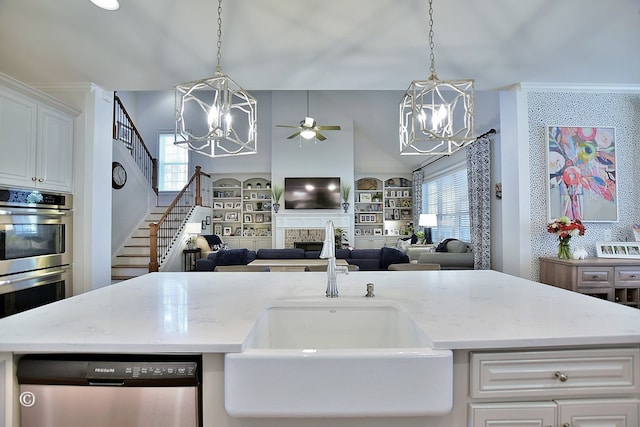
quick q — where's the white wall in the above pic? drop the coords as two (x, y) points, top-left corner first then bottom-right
(36, 83), (114, 293)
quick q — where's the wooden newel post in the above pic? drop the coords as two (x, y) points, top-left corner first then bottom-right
(149, 222), (159, 272)
(195, 165), (203, 207)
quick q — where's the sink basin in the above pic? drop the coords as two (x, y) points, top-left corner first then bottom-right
(225, 300), (452, 418)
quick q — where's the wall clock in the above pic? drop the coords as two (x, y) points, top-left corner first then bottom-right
(112, 162), (127, 189)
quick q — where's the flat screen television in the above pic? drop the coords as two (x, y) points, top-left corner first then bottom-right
(284, 177), (341, 210)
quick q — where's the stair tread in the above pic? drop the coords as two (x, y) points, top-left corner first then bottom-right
(112, 264), (148, 269)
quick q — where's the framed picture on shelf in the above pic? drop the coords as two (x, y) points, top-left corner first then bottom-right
(388, 199), (396, 207)
(224, 202), (234, 209)
(214, 224), (222, 235)
(223, 227), (232, 236)
(255, 214), (264, 223)
(244, 214), (252, 223)
(224, 212), (238, 221)
(359, 193), (372, 203)
(596, 242), (640, 258)
(403, 190), (410, 197)
(547, 126), (617, 221)
(213, 202), (223, 209)
(245, 203), (253, 211)
(374, 228), (383, 236)
(250, 192), (258, 200)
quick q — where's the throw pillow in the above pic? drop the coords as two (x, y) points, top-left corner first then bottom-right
(446, 240), (470, 253)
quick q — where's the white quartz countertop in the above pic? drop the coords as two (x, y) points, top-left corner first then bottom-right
(1, 270), (639, 353)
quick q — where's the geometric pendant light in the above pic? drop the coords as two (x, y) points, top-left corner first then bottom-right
(174, 0), (257, 157)
(399, 0), (474, 156)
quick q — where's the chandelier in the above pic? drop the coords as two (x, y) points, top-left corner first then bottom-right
(174, 0), (257, 157)
(399, 0), (474, 156)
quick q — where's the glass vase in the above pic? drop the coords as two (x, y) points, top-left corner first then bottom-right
(558, 237), (571, 260)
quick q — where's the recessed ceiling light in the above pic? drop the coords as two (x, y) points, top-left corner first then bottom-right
(89, 0), (120, 11)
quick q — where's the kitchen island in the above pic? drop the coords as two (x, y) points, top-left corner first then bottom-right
(1, 270), (640, 426)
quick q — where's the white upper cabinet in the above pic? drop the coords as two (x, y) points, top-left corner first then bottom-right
(0, 74), (75, 193)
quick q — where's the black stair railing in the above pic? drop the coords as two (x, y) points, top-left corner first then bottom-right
(113, 93), (158, 193)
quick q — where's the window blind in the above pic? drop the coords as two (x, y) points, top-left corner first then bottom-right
(423, 167), (471, 243)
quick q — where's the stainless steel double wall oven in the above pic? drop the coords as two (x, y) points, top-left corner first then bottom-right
(0, 187), (72, 318)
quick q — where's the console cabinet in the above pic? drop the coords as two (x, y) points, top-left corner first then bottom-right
(539, 257), (640, 308)
(0, 74), (76, 193)
(469, 348), (640, 426)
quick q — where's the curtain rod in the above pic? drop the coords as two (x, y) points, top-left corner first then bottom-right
(412, 128), (498, 173)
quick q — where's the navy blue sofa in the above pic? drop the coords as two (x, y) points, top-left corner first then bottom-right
(195, 247), (408, 271)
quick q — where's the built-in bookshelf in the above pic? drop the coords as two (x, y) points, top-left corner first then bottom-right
(353, 176), (413, 247)
(212, 176), (273, 249)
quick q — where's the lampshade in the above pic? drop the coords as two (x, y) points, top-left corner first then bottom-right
(174, 0), (257, 158)
(419, 213), (437, 227)
(185, 222), (202, 235)
(399, 0), (474, 156)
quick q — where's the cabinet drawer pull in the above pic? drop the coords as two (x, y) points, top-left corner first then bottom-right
(554, 371), (568, 382)
(563, 423), (571, 427)
(592, 275), (599, 279)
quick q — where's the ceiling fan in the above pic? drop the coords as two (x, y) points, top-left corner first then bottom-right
(276, 91), (341, 142)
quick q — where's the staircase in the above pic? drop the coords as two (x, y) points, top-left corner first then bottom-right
(111, 206), (174, 281)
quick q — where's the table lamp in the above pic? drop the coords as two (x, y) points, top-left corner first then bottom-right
(185, 222), (202, 248)
(418, 214), (437, 244)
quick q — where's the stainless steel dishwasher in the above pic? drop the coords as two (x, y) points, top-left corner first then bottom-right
(17, 354), (201, 427)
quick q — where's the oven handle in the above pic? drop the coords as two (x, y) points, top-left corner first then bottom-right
(0, 208), (70, 216)
(0, 267), (69, 286)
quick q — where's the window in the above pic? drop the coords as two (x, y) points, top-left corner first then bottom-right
(422, 167), (470, 243)
(158, 132), (188, 191)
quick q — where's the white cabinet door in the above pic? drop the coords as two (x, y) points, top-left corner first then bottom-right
(0, 86), (73, 192)
(36, 105), (73, 192)
(469, 402), (556, 427)
(0, 87), (37, 188)
(557, 398), (639, 427)
(354, 236), (386, 249)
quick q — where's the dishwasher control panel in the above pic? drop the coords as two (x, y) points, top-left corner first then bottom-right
(17, 355), (200, 386)
(87, 361), (197, 380)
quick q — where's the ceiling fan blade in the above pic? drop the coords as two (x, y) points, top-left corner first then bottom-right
(286, 132), (301, 139)
(276, 124), (300, 129)
(317, 125), (341, 131)
(315, 132), (327, 141)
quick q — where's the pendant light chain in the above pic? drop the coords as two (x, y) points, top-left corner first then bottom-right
(427, 0), (437, 80)
(215, 0), (223, 74)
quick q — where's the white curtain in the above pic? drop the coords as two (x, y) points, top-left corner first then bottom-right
(466, 136), (491, 270)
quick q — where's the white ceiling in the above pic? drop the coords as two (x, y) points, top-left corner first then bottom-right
(1, 0), (639, 92)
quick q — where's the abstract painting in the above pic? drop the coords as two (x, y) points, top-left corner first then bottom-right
(547, 126), (617, 222)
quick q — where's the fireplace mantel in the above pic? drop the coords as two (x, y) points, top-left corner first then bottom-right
(275, 213), (351, 248)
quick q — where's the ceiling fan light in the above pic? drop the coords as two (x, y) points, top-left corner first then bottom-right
(300, 129), (316, 140)
(89, 0), (120, 10)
